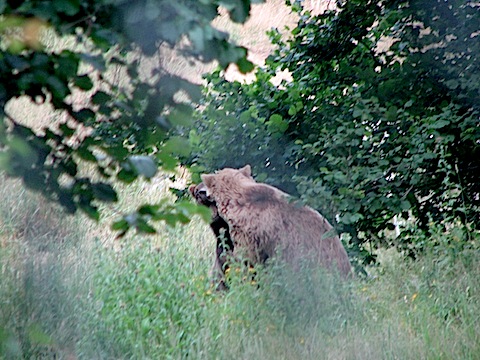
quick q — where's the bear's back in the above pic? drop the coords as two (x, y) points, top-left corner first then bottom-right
(240, 185), (351, 276)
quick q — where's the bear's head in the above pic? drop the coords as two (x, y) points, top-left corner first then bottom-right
(201, 165), (253, 197)
(189, 182), (215, 207)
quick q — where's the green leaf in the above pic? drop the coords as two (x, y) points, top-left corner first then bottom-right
(46, 75), (69, 99)
(76, 146), (97, 162)
(80, 203), (100, 221)
(73, 109), (95, 123)
(239, 110), (251, 122)
(445, 79), (459, 89)
(53, 0), (81, 15)
(103, 144), (128, 160)
(333, 171), (346, 182)
(223, 0), (251, 22)
(59, 123), (76, 137)
(57, 51), (79, 78)
(136, 219), (156, 234)
(267, 114), (289, 133)
(167, 104), (193, 127)
(74, 75), (94, 90)
(111, 218), (129, 231)
(141, 318), (151, 332)
(92, 91), (111, 105)
(385, 106), (398, 121)
(138, 204), (160, 216)
(163, 136), (191, 157)
(400, 200), (411, 211)
(189, 26), (205, 52)
(430, 119), (450, 129)
(92, 183), (118, 202)
(128, 156), (157, 178)
(157, 151), (178, 171)
(195, 205), (212, 223)
(91, 29), (118, 51)
(236, 56), (254, 73)
(158, 213), (180, 227)
(117, 168), (137, 183)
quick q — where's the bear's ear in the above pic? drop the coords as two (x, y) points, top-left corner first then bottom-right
(239, 164), (252, 178)
(201, 174), (215, 189)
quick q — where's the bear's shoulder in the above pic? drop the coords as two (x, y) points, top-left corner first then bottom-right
(242, 183), (286, 206)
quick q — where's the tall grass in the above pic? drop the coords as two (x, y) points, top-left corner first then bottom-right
(0, 175), (90, 358)
(1, 173), (479, 359)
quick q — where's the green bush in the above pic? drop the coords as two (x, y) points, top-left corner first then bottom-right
(186, 0), (479, 260)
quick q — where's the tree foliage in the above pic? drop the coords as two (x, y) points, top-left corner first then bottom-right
(188, 0), (479, 259)
(0, 0), (259, 231)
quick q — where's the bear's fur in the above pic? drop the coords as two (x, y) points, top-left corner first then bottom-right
(189, 183), (233, 290)
(201, 165), (352, 277)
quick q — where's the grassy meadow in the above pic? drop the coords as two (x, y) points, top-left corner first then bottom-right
(1, 174), (479, 359)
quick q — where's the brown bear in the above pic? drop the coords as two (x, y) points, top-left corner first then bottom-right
(189, 183), (234, 290)
(200, 165), (352, 278)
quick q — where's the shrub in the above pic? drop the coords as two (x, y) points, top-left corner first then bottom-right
(186, 0), (480, 261)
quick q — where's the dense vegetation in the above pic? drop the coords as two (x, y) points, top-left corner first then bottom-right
(188, 0), (479, 260)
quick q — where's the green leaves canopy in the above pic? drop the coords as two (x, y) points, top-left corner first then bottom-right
(0, 0), (259, 230)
